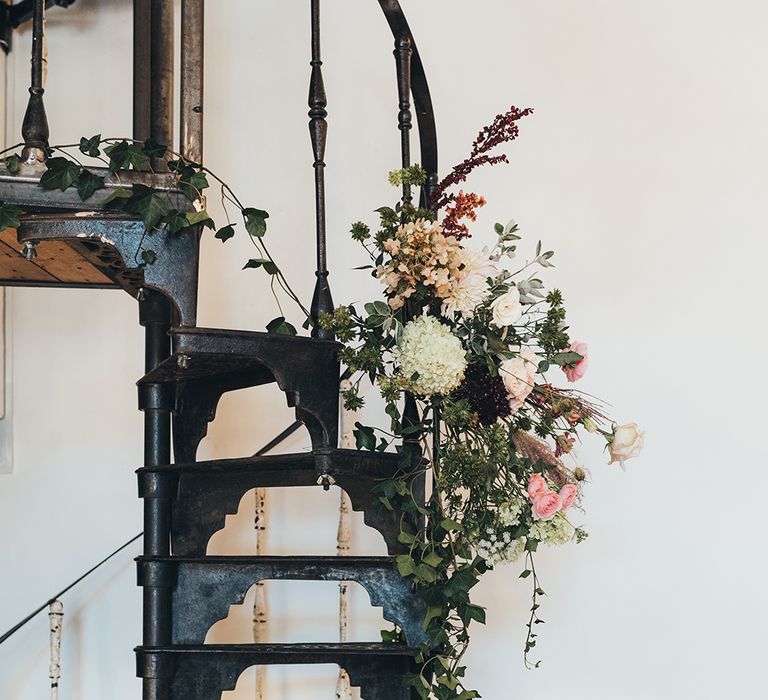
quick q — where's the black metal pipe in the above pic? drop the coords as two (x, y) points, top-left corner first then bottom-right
(180, 0), (204, 163)
(133, 0), (151, 143)
(20, 0), (48, 164)
(308, 0), (334, 339)
(138, 292), (173, 686)
(150, 0), (173, 161)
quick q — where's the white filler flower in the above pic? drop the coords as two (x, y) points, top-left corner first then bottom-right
(397, 315), (467, 396)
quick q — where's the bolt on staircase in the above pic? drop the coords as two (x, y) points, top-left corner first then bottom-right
(0, 1), (440, 698)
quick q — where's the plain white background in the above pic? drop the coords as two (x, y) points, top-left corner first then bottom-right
(1, 1), (767, 698)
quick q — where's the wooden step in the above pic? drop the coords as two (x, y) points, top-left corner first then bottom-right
(137, 555), (427, 647)
(135, 643), (418, 700)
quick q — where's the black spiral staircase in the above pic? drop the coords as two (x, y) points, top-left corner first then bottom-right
(0, 1), (439, 698)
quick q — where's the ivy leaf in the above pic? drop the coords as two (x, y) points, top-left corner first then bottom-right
(464, 604), (486, 625)
(242, 207), (269, 237)
(215, 224), (235, 242)
(353, 422), (376, 451)
(242, 258), (279, 275)
(185, 210), (214, 228)
(4, 154), (21, 174)
(105, 140), (149, 172)
(123, 184), (171, 230)
(140, 249), (157, 265)
(142, 138), (167, 159)
(163, 210), (190, 234)
(423, 605), (444, 631)
(395, 554), (416, 577)
(76, 169), (105, 201)
(440, 518), (464, 532)
(0, 202), (23, 231)
(102, 186), (133, 205)
(265, 316), (297, 336)
(525, 539), (539, 552)
(422, 550), (443, 568)
(39, 157), (81, 191)
(178, 170), (208, 201)
(79, 134), (101, 158)
(519, 569), (532, 579)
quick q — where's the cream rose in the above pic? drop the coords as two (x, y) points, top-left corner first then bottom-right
(608, 423), (644, 469)
(500, 347), (539, 413)
(491, 287), (523, 327)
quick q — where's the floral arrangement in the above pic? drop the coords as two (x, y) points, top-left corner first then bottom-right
(320, 106), (644, 698)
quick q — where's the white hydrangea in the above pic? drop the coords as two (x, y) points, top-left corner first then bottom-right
(528, 512), (575, 546)
(475, 533), (525, 566)
(397, 315), (467, 396)
(497, 498), (524, 527)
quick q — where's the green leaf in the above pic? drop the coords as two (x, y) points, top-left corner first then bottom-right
(124, 184), (171, 230)
(0, 202), (23, 231)
(519, 569), (532, 579)
(140, 249), (157, 265)
(39, 157), (81, 191)
(525, 539), (539, 552)
(440, 518), (464, 532)
(551, 351), (583, 366)
(265, 316), (297, 336)
(395, 554), (417, 577)
(422, 550), (443, 568)
(163, 211), (190, 234)
(215, 224), (236, 242)
(242, 207), (269, 237)
(104, 140), (149, 172)
(179, 170), (208, 201)
(494, 222), (504, 234)
(185, 209), (214, 228)
(4, 154), (21, 175)
(242, 258), (279, 275)
(79, 134), (101, 158)
(424, 605), (443, 632)
(102, 186), (133, 205)
(353, 422), (376, 451)
(142, 138), (167, 159)
(464, 604), (486, 625)
(76, 169), (105, 201)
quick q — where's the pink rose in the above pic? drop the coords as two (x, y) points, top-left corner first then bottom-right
(500, 347), (539, 413)
(559, 484), (578, 510)
(527, 474), (547, 501)
(563, 341), (588, 382)
(532, 491), (562, 521)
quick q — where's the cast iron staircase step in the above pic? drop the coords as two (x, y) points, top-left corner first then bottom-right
(138, 327), (341, 455)
(135, 644), (418, 700)
(137, 449), (413, 556)
(137, 556), (428, 647)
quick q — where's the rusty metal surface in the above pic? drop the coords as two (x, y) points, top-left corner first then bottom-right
(136, 644), (417, 700)
(137, 556), (427, 647)
(180, 0), (204, 163)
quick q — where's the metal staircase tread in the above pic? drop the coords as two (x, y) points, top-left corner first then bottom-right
(138, 326), (339, 385)
(139, 555), (396, 565)
(136, 448), (404, 474)
(136, 643), (417, 656)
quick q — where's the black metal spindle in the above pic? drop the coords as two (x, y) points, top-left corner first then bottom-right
(180, 0), (204, 163)
(308, 0), (334, 339)
(20, 0), (48, 165)
(394, 34), (413, 204)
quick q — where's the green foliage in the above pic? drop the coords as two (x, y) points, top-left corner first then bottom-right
(76, 169), (105, 201)
(4, 154), (21, 174)
(265, 316), (297, 336)
(40, 157), (81, 191)
(0, 202), (22, 231)
(243, 207), (269, 237)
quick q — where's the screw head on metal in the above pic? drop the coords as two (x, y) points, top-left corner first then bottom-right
(317, 473), (336, 491)
(21, 242), (38, 261)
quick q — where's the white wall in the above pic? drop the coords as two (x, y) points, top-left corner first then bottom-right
(1, 1), (767, 698)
